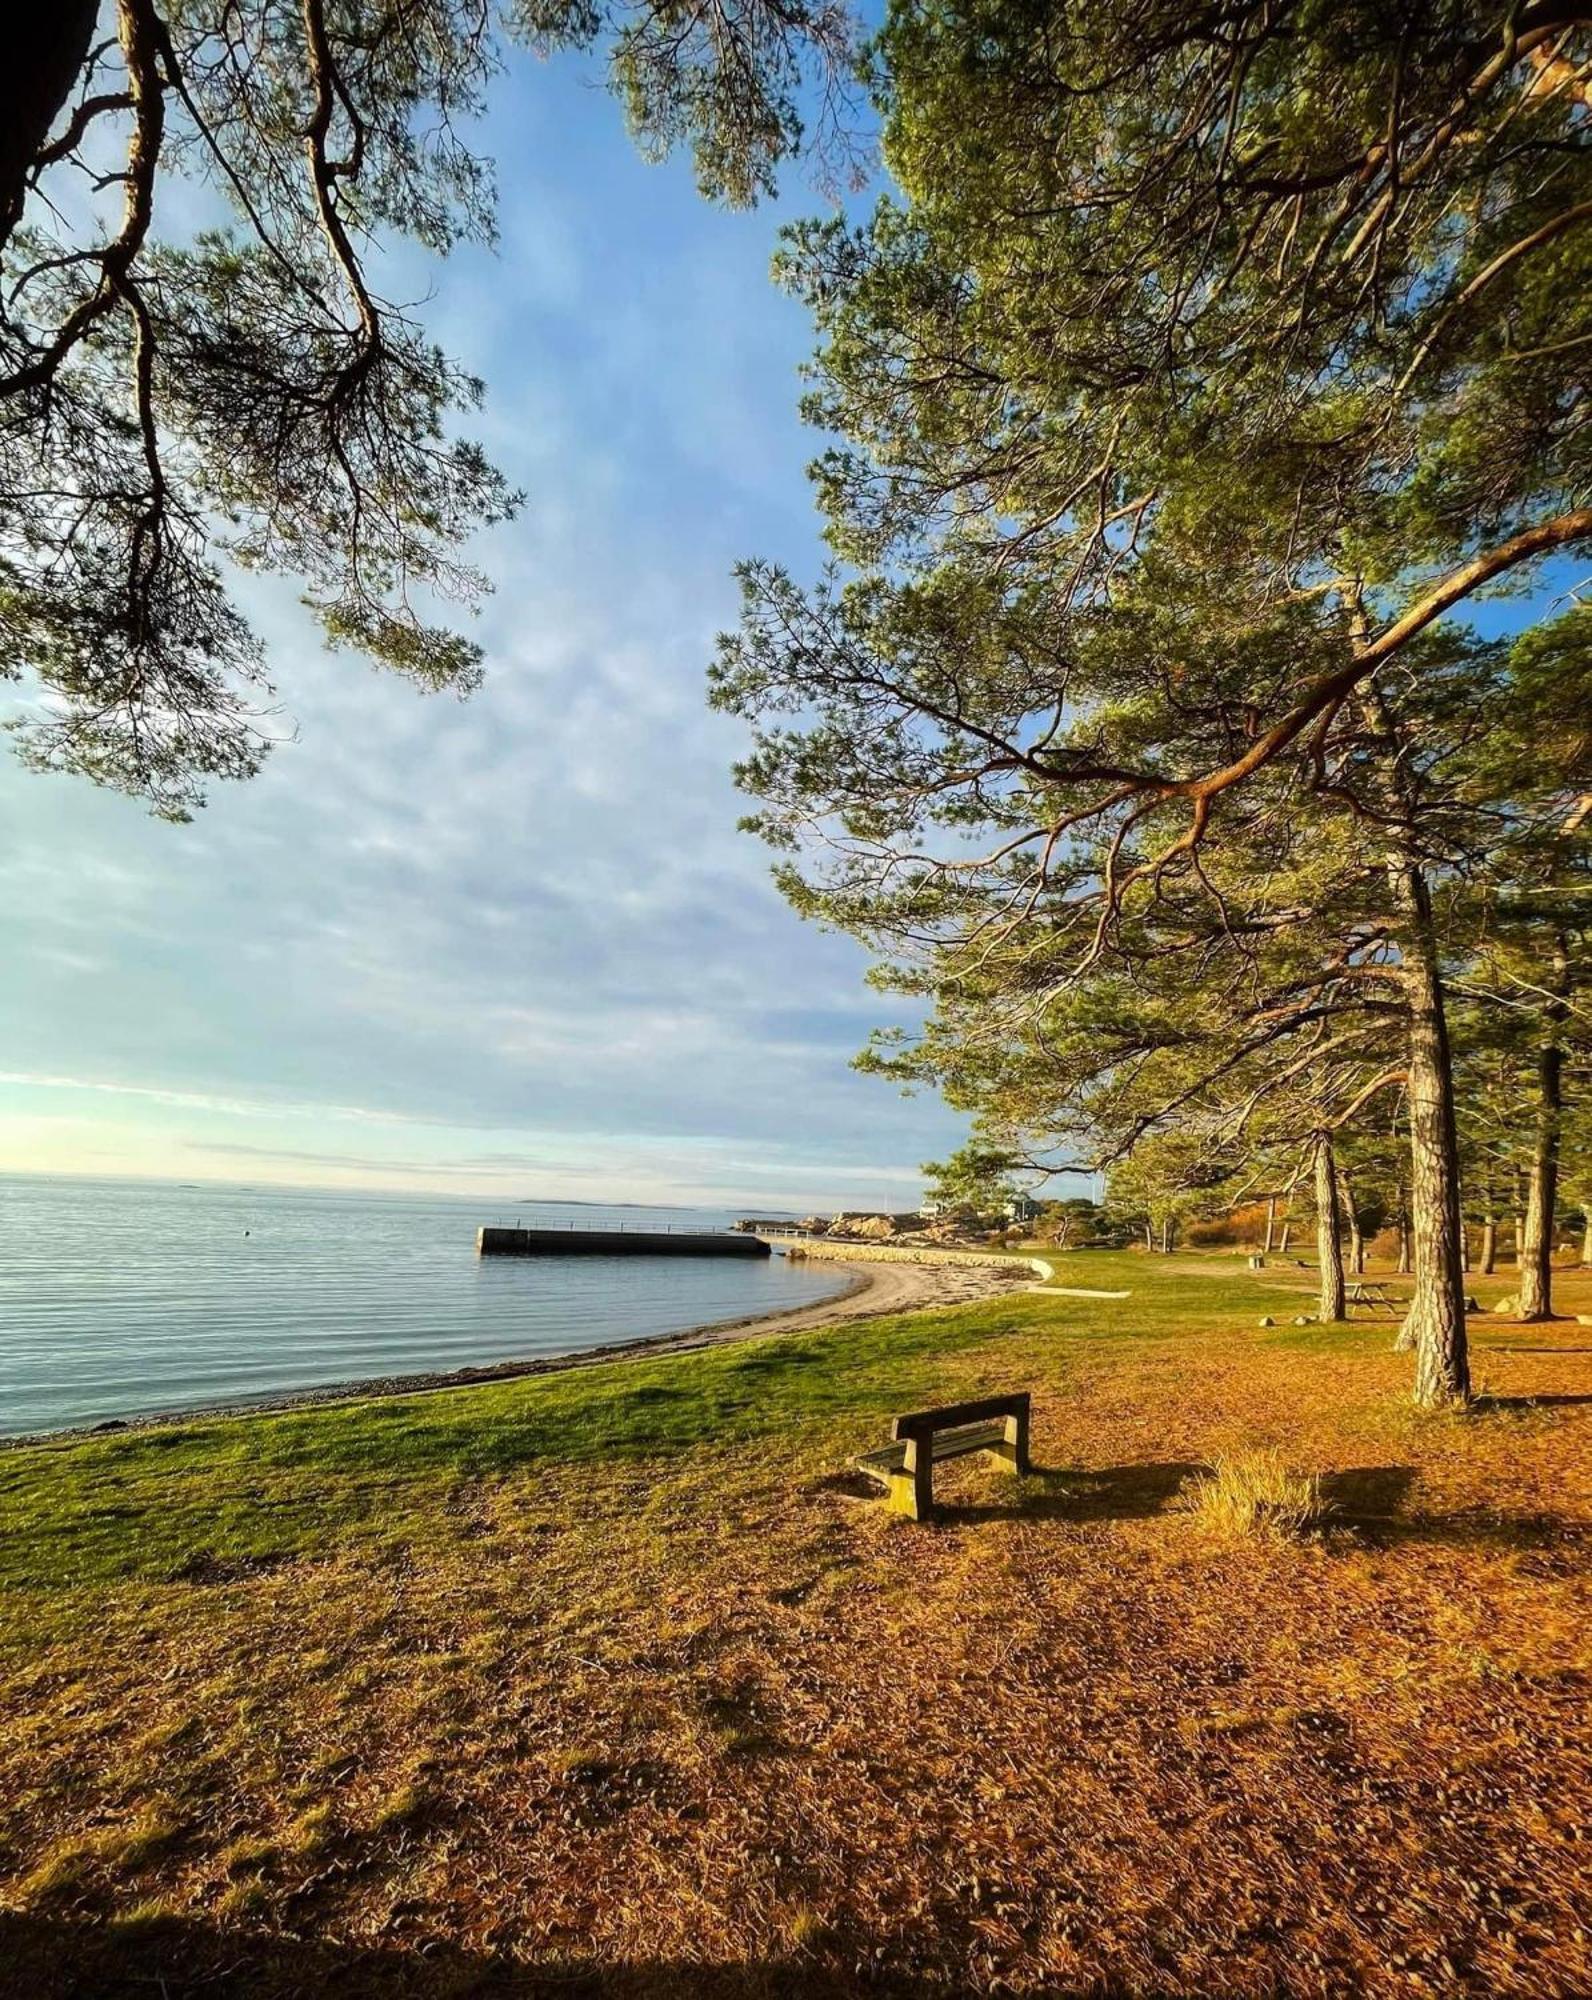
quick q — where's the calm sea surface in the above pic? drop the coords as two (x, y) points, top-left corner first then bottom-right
(0, 1176), (845, 1437)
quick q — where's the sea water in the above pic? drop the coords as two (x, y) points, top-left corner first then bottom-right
(0, 1175), (844, 1436)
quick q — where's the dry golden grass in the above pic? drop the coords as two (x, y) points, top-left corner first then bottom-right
(1187, 1448), (1329, 1538)
(0, 1252), (1588, 1998)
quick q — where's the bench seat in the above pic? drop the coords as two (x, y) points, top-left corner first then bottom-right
(855, 1421), (1008, 1483)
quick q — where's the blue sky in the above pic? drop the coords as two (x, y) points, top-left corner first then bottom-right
(0, 50), (973, 1211)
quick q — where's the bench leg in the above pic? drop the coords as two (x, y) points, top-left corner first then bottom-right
(991, 1407), (1030, 1475)
(886, 1441), (933, 1520)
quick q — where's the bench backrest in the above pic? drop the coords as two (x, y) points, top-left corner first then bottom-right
(893, 1391), (1030, 1445)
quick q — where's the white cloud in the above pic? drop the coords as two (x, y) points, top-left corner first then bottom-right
(0, 55), (967, 1208)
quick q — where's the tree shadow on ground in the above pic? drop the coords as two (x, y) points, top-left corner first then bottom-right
(1347, 1510), (1585, 1558)
(943, 1461), (1422, 1531)
(932, 1460), (1584, 1561)
(1317, 1465), (1417, 1522)
(937, 1460), (1204, 1525)
(1473, 1393), (1592, 1411)
(0, 1912), (1152, 2000)
(1310, 1464), (1582, 1557)
(1484, 1345), (1592, 1355)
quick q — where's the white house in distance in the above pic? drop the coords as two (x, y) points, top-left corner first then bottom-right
(919, 1192), (1044, 1225)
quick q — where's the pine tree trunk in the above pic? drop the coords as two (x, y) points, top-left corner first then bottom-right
(1279, 1220), (1292, 1253)
(1480, 1213), (1497, 1275)
(2, 1), (98, 253)
(1358, 681), (1471, 1404)
(1460, 1224), (1472, 1274)
(1339, 1169), (1365, 1276)
(1263, 1196), (1277, 1255)
(1315, 1137), (1346, 1323)
(1514, 1209), (1526, 1264)
(1394, 1181), (1411, 1272)
(1159, 1217), (1173, 1254)
(1390, 874), (1471, 1402)
(1143, 1219), (1154, 1252)
(1582, 1210), (1592, 1267)
(1518, 931), (1569, 1321)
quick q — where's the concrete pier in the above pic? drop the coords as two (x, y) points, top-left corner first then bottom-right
(477, 1226), (771, 1259)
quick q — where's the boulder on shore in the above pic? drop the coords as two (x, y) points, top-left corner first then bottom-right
(832, 1214), (900, 1243)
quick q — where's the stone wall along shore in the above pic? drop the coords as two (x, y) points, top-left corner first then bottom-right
(765, 1236), (1048, 1279)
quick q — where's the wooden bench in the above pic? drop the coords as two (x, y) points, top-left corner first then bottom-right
(855, 1393), (1031, 1521)
(1346, 1280), (1400, 1318)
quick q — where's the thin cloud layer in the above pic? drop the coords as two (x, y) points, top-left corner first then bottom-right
(0, 60), (966, 1211)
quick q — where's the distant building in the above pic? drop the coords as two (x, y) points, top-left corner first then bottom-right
(921, 1193), (1040, 1224)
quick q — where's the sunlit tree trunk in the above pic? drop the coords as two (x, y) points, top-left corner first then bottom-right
(1388, 862), (1471, 1402)
(1479, 1210), (1497, 1275)
(1315, 1136), (1346, 1322)
(1263, 1196), (1277, 1254)
(1582, 1209), (1592, 1268)
(1460, 1223), (1472, 1274)
(1279, 1219), (1292, 1253)
(1519, 931), (1570, 1321)
(1359, 682), (1470, 1403)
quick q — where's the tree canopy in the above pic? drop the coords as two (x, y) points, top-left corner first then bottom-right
(920, 1139), (1025, 1219)
(3, 0), (857, 815)
(713, 0), (1592, 1404)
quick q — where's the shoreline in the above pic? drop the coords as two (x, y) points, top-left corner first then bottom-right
(3, 1250), (1033, 1450)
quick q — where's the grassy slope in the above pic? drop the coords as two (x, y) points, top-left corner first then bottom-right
(0, 1251), (1588, 1999)
(0, 1284), (1070, 1611)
